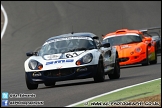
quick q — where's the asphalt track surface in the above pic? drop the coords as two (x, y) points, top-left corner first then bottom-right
(1, 1), (161, 107)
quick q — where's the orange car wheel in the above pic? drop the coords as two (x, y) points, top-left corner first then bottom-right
(142, 47), (149, 66)
(150, 45), (157, 64)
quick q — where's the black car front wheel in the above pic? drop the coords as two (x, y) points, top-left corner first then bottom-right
(93, 59), (105, 82)
(25, 74), (38, 90)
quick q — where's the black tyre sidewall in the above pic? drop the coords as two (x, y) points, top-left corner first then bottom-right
(25, 74), (38, 90)
(93, 60), (105, 82)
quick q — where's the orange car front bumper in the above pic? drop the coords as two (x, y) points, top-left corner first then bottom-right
(119, 52), (146, 66)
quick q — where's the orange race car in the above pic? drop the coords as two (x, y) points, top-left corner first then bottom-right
(102, 29), (157, 66)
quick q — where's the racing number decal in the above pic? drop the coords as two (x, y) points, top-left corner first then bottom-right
(66, 52), (78, 58)
(66, 54), (73, 58)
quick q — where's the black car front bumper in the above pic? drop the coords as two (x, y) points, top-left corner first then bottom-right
(25, 65), (98, 84)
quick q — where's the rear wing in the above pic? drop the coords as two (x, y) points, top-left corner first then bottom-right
(139, 26), (161, 36)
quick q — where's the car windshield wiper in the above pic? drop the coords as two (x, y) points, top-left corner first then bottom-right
(68, 47), (87, 52)
(120, 41), (141, 45)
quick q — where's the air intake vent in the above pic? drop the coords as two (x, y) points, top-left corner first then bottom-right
(116, 29), (128, 34)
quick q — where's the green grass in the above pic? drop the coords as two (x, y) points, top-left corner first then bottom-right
(74, 79), (161, 107)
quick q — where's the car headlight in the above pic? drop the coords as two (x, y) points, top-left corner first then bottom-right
(135, 47), (142, 53)
(28, 60), (43, 70)
(82, 53), (93, 63)
(76, 53), (93, 65)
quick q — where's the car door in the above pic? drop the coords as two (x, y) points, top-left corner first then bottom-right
(99, 41), (114, 72)
(94, 39), (109, 67)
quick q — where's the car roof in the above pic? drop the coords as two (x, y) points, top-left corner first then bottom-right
(46, 32), (97, 42)
(103, 29), (143, 39)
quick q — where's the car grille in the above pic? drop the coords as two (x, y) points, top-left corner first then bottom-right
(43, 68), (74, 77)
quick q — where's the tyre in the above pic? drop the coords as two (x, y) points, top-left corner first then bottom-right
(93, 59), (105, 82)
(142, 47), (149, 66)
(44, 82), (56, 86)
(156, 41), (160, 53)
(150, 46), (157, 64)
(25, 74), (38, 90)
(108, 58), (120, 79)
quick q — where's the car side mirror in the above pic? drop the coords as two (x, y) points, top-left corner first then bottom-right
(144, 37), (152, 41)
(100, 43), (110, 48)
(26, 52), (37, 57)
(93, 36), (99, 40)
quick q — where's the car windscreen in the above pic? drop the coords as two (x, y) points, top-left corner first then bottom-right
(102, 35), (142, 46)
(38, 36), (96, 56)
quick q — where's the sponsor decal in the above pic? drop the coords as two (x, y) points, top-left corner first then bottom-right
(44, 54), (60, 60)
(43, 37), (92, 45)
(77, 67), (87, 72)
(121, 45), (131, 49)
(148, 53), (152, 58)
(46, 59), (74, 65)
(57, 66), (62, 69)
(44, 51), (84, 59)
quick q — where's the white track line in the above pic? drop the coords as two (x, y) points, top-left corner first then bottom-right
(1, 4), (8, 39)
(65, 78), (161, 107)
